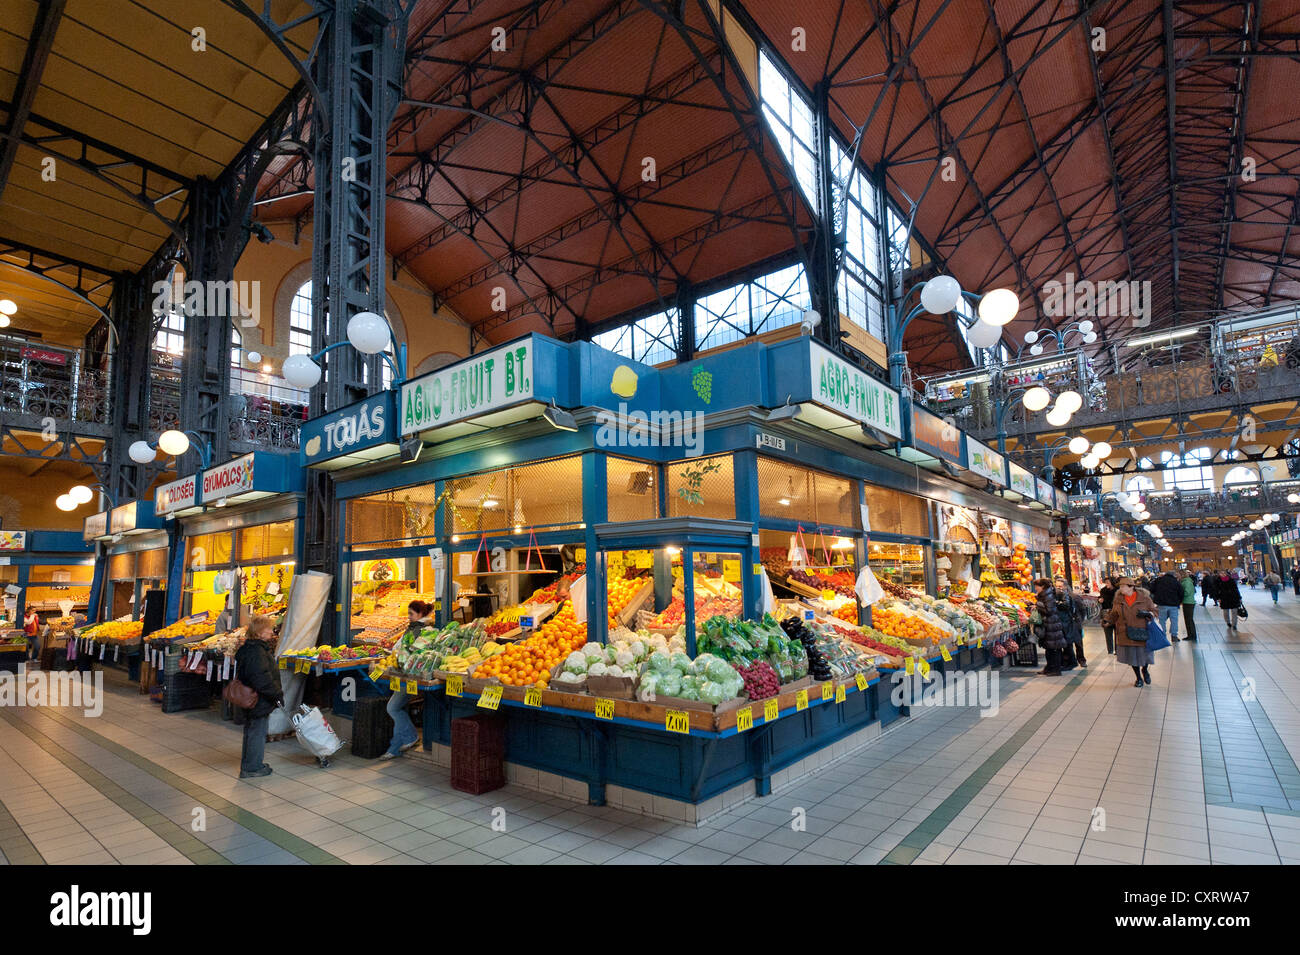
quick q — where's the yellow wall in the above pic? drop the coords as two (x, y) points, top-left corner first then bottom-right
(230, 221), (471, 377)
(0, 464), (87, 531)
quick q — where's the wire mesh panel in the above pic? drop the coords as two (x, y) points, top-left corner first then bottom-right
(346, 483), (441, 548)
(137, 547), (168, 580)
(756, 456), (859, 528)
(606, 456), (660, 523)
(666, 454), (735, 519)
(448, 455), (586, 537)
(107, 552), (135, 581)
(862, 484), (929, 537)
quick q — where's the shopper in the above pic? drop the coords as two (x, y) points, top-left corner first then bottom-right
(22, 606), (40, 662)
(1293, 568), (1300, 597)
(382, 600), (433, 760)
(1264, 571), (1282, 605)
(1217, 570), (1243, 633)
(1150, 568), (1182, 642)
(1203, 570), (1219, 607)
(233, 614), (283, 779)
(1033, 578), (1068, 677)
(1178, 569), (1197, 641)
(1098, 576), (1118, 653)
(1106, 577), (1158, 687)
(1054, 575), (1086, 667)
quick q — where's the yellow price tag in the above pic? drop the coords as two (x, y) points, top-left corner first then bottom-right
(389, 677), (401, 692)
(956, 634), (966, 646)
(369, 667), (384, 682)
(405, 680), (418, 695)
(795, 689), (808, 712)
(735, 707), (753, 733)
(919, 659), (931, 677)
(665, 709), (690, 734)
(940, 645), (952, 662)
(593, 698), (615, 720)
(763, 698), (779, 722)
(753, 563), (763, 576)
(821, 589), (836, 602)
(821, 682), (833, 702)
(905, 656), (915, 675)
(523, 687), (542, 708)
(478, 685), (502, 710)
(976, 638), (984, 649)
(722, 559), (741, 583)
(446, 674), (463, 697)
(855, 672), (868, 691)
(278, 657), (288, 669)
(835, 683), (846, 703)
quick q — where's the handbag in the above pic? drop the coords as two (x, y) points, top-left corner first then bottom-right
(222, 675), (259, 709)
(1144, 618), (1170, 652)
(1238, 606), (1248, 620)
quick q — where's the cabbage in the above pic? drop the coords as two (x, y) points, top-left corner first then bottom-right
(615, 649), (635, 668)
(669, 651), (693, 673)
(657, 673), (682, 696)
(693, 652), (720, 672)
(606, 664), (625, 678)
(604, 646), (619, 664)
(587, 661), (608, 677)
(699, 681), (728, 706)
(704, 657), (735, 683)
(647, 650), (672, 672)
(563, 652), (588, 675)
(637, 675), (658, 703)
(677, 683), (700, 701)
(613, 640), (630, 654)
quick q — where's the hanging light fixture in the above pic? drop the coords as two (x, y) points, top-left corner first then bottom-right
(1068, 436), (1090, 455)
(1091, 441), (1112, 459)
(68, 485), (94, 505)
(1023, 386), (1052, 412)
(55, 493), (77, 512)
(0, 299), (16, 315)
(157, 430), (191, 457)
(1055, 390), (1083, 414)
(920, 275), (962, 314)
(977, 288), (1019, 326)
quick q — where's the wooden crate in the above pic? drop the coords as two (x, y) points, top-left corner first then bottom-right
(616, 579), (655, 626)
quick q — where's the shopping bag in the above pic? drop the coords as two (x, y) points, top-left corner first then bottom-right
(291, 704), (343, 759)
(855, 565), (885, 606)
(1145, 618), (1170, 652)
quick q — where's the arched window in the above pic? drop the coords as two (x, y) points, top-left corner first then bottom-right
(289, 281), (313, 355)
(1125, 475), (1156, 493)
(1222, 465), (1258, 486)
(1162, 447), (1212, 491)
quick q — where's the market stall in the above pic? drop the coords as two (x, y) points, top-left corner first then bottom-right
(0, 530), (94, 630)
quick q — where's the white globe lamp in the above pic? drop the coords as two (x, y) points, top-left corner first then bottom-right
(128, 440), (156, 464)
(56, 494), (76, 512)
(920, 275), (962, 314)
(1023, 386), (1051, 411)
(1078, 320), (1094, 333)
(0, 299), (15, 315)
(1080, 452), (1100, 469)
(282, 354), (323, 389)
(157, 430), (191, 457)
(1068, 436), (1090, 455)
(1091, 441), (1113, 459)
(1045, 406), (1071, 427)
(347, 311), (391, 354)
(965, 319), (1003, 349)
(1055, 390), (1083, 414)
(977, 288), (1019, 326)
(69, 485), (94, 505)
(1024, 330), (1039, 344)
(246, 350), (262, 365)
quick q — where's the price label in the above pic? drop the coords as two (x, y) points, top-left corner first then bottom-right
(735, 707), (753, 733)
(905, 656), (915, 675)
(956, 634), (967, 646)
(593, 698), (615, 720)
(389, 677), (401, 692)
(478, 685), (503, 710)
(855, 672), (868, 691)
(665, 709), (690, 734)
(940, 645), (953, 662)
(753, 563), (763, 576)
(803, 609), (815, 621)
(821, 589), (836, 602)
(405, 680), (418, 696)
(297, 659), (310, 674)
(821, 682), (833, 702)
(446, 675), (463, 697)
(369, 667), (384, 682)
(523, 687), (543, 708)
(99, 645), (106, 661)
(795, 689), (808, 712)
(835, 683), (846, 704)
(976, 638), (984, 649)
(763, 698), (779, 722)
(113, 646), (119, 662)
(278, 657), (288, 669)
(919, 659), (931, 678)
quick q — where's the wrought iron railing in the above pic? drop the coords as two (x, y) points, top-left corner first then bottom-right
(0, 337), (112, 426)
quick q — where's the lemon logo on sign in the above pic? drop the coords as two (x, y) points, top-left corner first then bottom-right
(304, 435), (321, 457)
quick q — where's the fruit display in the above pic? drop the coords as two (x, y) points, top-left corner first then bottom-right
(977, 555), (1003, 599)
(606, 576), (650, 631)
(733, 660), (781, 700)
(392, 621), (493, 677)
(474, 604), (588, 686)
(869, 603), (947, 645)
(789, 568), (855, 599)
(802, 620), (878, 678)
(879, 578), (925, 601)
(833, 602), (858, 624)
(695, 614), (807, 682)
(639, 650), (743, 706)
(649, 593), (740, 630)
(780, 617), (832, 682)
(760, 547), (790, 579)
(353, 624), (405, 648)
(557, 634), (670, 686)
(82, 620), (144, 643)
(994, 585), (1035, 608)
(149, 620), (216, 642)
(190, 628), (247, 656)
(1007, 543), (1034, 587)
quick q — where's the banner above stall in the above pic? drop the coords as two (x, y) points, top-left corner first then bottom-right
(201, 452), (303, 507)
(965, 439), (1006, 488)
(762, 339), (903, 446)
(155, 474), (201, 519)
(301, 390), (398, 470)
(0, 530), (26, 551)
(892, 404), (966, 470)
(109, 499), (163, 536)
(83, 510), (109, 542)
(1007, 462), (1037, 502)
(1036, 478), (1059, 513)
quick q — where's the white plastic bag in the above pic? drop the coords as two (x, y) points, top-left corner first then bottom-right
(760, 570), (776, 614)
(855, 565), (885, 606)
(569, 574), (588, 624)
(292, 704), (343, 759)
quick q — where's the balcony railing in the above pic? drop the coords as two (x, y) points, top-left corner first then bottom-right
(1078, 480), (1300, 526)
(0, 337), (112, 427)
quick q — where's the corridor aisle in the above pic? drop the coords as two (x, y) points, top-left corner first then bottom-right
(1, 585), (1296, 865)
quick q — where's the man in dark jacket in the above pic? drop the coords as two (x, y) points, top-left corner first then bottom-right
(1054, 575), (1086, 667)
(1203, 572), (1219, 607)
(1033, 579), (1069, 676)
(1150, 570), (1182, 642)
(233, 617), (283, 778)
(1217, 572), (1243, 634)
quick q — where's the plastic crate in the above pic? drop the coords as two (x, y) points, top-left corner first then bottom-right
(1012, 637), (1039, 667)
(351, 695), (395, 759)
(449, 714), (506, 795)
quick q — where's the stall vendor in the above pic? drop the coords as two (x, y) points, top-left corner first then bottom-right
(382, 600), (432, 760)
(23, 605), (40, 661)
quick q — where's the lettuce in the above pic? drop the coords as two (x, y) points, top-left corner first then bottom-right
(647, 650), (672, 672)
(699, 681), (728, 706)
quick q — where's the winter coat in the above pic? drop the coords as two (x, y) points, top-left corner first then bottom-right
(1180, 576), (1196, 604)
(1107, 588), (1157, 647)
(1034, 587), (1071, 650)
(1264, 573), (1281, 588)
(1202, 575), (1219, 597)
(1151, 573), (1181, 606)
(1099, 584), (1116, 612)
(1217, 576), (1243, 610)
(234, 638), (283, 718)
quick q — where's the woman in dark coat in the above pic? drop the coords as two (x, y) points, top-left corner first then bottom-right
(1217, 571), (1243, 634)
(234, 614), (283, 778)
(1202, 572), (1219, 607)
(1033, 579), (1069, 676)
(1098, 577), (1118, 654)
(1106, 578), (1158, 687)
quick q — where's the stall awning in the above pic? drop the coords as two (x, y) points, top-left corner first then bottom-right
(155, 475), (201, 519)
(201, 452), (304, 507)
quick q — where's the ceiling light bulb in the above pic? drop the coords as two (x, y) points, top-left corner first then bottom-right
(920, 275), (962, 314)
(977, 288), (1019, 326)
(1045, 407), (1070, 427)
(1068, 436), (1089, 455)
(0, 299), (15, 315)
(157, 430), (191, 457)
(69, 485), (94, 505)
(346, 311), (391, 354)
(1023, 386), (1051, 412)
(1055, 390), (1083, 414)
(56, 494), (77, 512)
(128, 440), (156, 464)
(1024, 330), (1039, 344)
(282, 354), (323, 388)
(1080, 453), (1099, 469)
(1091, 441), (1112, 459)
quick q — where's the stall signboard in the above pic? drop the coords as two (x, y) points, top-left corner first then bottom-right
(301, 390), (398, 468)
(155, 476), (197, 517)
(400, 339), (535, 436)
(1036, 478), (1056, 509)
(202, 453), (256, 503)
(1008, 463), (1036, 499)
(21, 345), (68, 365)
(908, 406), (966, 467)
(83, 511), (108, 541)
(806, 342), (902, 438)
(109, 501), (138, 534)
(1010, 523), (1032, 548)
(0, 530), (25, 551)
(967, 440), (1006, 487)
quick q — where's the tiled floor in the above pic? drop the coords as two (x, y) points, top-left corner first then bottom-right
(2, 584), (1298, 865)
